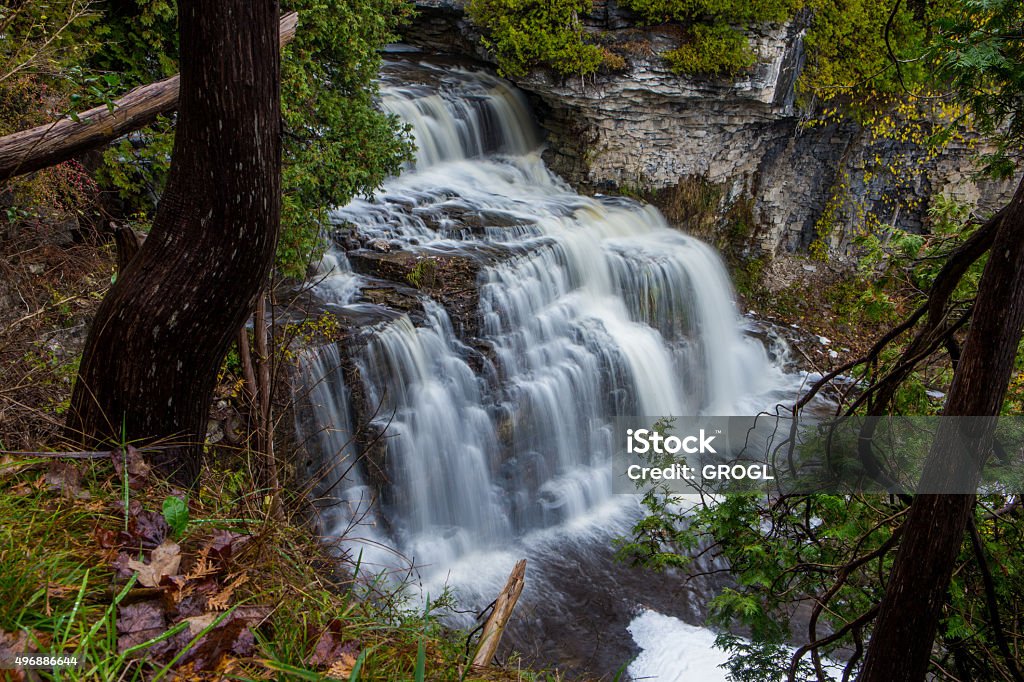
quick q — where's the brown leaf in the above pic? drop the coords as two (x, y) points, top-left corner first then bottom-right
(116, 627), (166, 654)
(112, 552), (136, 579)
(93, 525), (120, 549)
(309, 620), (357, 667)
(177, 616), (250, 672)
(206, 530), (250, 565)
(44, 461), (88, 499)
(325, 652), (359, 679)
(116, 600), (187, 658)
(122, 505), (170, 550)
(0, 456), (33, 481)
(127, 539), (181, 588)
(9, 478), (40, 497)
(118, 601), (166, 635)
(0, 629), (31, 677)
(175, 593), (208, 619)
(183, 613), (219, 636)
(110, 446), (151, 489)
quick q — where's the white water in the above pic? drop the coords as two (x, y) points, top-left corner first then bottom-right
(295, 55), (802, 674)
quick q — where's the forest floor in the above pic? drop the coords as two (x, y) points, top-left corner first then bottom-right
(0, 447), (565, 680)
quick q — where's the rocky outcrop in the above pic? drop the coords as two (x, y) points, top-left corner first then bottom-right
(403, 1), (1019, 258)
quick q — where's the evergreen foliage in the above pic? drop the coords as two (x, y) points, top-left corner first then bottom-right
(467, 0), (606, 77)
(662, 23), (756, 77)
(88, 0), (416, 278)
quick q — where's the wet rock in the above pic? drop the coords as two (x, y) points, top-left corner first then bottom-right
(348, 247), (488, 338)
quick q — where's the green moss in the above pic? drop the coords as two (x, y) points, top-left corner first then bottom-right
(406, 257), (439, 289)
(732, 255), (766, 298)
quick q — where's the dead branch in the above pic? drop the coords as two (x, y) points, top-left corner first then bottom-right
(471, 559), (527, 669)
(0, 12), (298, 182)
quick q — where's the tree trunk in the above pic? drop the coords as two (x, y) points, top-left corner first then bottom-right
(66, 0), (282, 482)
(859, 176), (1024, 681)
(0, 12), (296, 183)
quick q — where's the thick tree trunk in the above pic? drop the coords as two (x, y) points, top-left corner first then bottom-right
(0, 12), (296, 183)
(858, 177), (1024, 681)
(66, 0), (282, 482)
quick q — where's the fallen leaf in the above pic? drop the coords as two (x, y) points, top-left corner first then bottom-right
(325, 652), (359, 679)
(206, 530), (250, 565)
(183, 613), (218, 636)
(118, 601), (165, 634)
(110, 446), (151, 489)
(112, 552), (136, 579)
(177, 615), (251, 671)
(127, 539), (181, 588)
(0, 629), (29, 681)
(9, 476), (44, 497)
(44, 461), (88, 499)
(176, 593), (209, 618)
(116, 600), (187, 658)
(93, 526), (119, 549)
(122, 507), (170, 550)
(0, 455), (33, 481)
(308, 620), (357, 667)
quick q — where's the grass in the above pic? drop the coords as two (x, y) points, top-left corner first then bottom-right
(0, 453), (563, 681)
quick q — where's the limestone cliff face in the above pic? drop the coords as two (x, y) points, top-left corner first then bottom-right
(403, 0), (1018, 258)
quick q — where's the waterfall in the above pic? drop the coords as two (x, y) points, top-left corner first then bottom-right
(296, 56), (796, 585)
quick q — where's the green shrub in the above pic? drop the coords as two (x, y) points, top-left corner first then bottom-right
(799, 0), (934, 103)
(663, 23), (756, 76)
(467, 0), (606, 77)
(613, 0), (800, 76)
(620, 0), (799, 26)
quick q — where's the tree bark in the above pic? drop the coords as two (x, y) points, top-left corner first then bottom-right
(66, 0), (282, 482)
(0, 12), (296, 183)
(858, 176), (1024, 681)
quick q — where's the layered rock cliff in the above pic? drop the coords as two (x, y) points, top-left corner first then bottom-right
(403, 1), (1018, 258)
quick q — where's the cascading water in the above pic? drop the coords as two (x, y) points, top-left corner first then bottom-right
(294, 53), (801, 675)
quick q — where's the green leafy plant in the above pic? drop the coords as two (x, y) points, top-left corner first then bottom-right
(161, 495), (189, 538)
(90, 0), (416, 280)
(467, 0), (606, 77)
(616, 0), (800, 76)
(663, 23), (756, 77)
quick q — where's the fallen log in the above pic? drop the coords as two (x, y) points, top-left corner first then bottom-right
(471, 559), (527, 669)
(0, 11), (298, 183)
